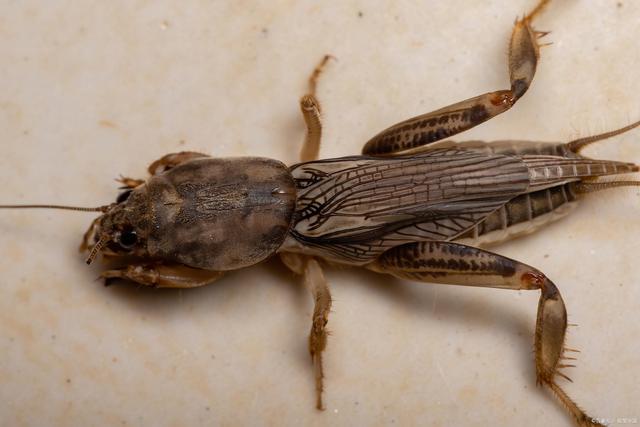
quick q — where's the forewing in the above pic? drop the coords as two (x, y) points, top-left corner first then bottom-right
(289, 149), (530, 263)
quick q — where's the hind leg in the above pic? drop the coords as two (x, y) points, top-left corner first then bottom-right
(369, 241), (603, 427)
(362, 0), (552, 156)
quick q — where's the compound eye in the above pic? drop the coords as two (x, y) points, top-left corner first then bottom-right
(116, 189), (133, 204)
(118, 228), (138, 249)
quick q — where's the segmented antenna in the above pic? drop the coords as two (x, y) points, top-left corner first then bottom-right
(0, 204), (110, 212)
(0, 203), (113, 263)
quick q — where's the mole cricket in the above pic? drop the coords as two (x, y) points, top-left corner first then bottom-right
(1, 1), (639, 426)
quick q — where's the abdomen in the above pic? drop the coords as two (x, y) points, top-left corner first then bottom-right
(455, 184), (578, 247)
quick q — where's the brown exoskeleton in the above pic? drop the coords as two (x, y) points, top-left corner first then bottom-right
(1, 1), (638, 426)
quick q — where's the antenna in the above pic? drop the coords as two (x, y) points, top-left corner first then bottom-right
(0, 204), (110, 212)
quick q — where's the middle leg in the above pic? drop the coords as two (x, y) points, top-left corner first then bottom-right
(285, 56), (337, 408)
(299, 55), (333, 163)
(280, 252), (332, 410)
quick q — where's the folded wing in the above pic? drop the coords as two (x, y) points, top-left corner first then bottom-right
(289, 148), (531, 263)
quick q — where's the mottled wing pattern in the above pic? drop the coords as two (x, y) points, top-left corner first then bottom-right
(288, 149), (531, 264)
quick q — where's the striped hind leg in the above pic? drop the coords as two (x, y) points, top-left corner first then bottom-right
(362, 0), (552, 156)
(368, 241), (604, 427)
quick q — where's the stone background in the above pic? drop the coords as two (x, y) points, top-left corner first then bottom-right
(1, 1), (639, 426)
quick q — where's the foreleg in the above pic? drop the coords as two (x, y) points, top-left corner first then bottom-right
(147, 151), (210, 175)
(101, 262), (223, 288)
(113, 151), (210, 193)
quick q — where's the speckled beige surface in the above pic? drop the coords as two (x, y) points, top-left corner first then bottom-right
(1, 1), (639, 426)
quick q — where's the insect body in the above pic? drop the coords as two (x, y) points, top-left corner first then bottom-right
(77, 126), (636, 427)
(2, 1), (638, 426)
